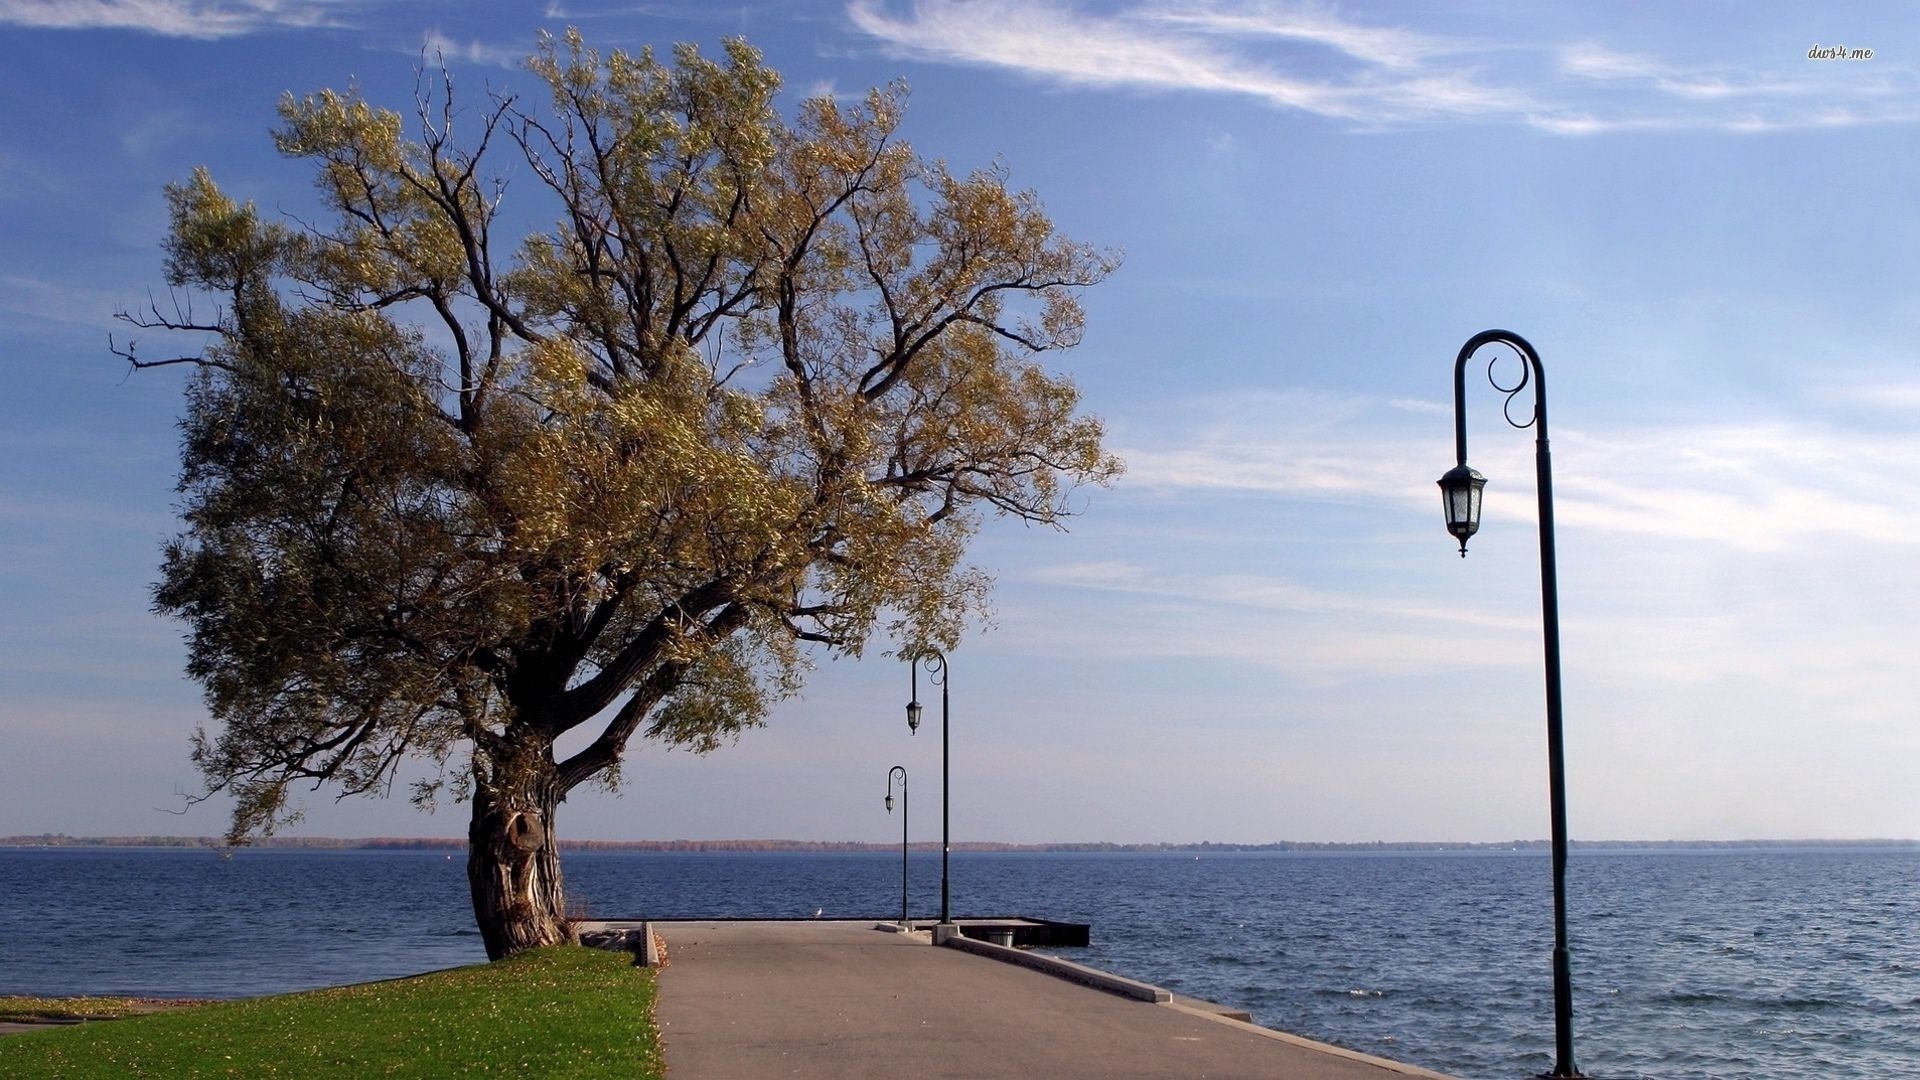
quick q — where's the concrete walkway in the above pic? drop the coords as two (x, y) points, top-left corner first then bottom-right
(652, 921), (1455, 1079)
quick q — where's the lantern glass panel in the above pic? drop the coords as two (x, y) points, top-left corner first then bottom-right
(1451, 483), (1479, 533)
(1437, 465), (1486, 548)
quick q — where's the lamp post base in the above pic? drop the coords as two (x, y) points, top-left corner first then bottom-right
(932, 921), (964, 945)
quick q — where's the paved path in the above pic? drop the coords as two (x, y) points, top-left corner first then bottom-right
(653, 921), (1454, 1080)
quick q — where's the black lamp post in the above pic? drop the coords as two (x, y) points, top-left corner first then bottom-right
(905, 649), (953, 931)
(884, 765), (909, 928)
(1438, 329), (1583, 1079)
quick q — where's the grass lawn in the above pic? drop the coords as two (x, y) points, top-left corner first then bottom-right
(0, 946), (660, 1078)
(0, 997), (211, 1022)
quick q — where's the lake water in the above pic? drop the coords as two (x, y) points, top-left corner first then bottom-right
(1, 846), (1914, 1078)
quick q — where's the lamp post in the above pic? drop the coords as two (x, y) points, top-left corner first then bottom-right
(1437, 329), (1582, 1079)
(884, 765), (909, 928)
(905, 649), (953, 932)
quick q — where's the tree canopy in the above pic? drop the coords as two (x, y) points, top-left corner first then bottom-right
(123, 31), (1118, 955)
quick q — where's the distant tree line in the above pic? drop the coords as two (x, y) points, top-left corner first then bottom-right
(7, 834), (1912, 852)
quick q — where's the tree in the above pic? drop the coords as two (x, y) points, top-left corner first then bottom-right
(117, 32), (1118, 958)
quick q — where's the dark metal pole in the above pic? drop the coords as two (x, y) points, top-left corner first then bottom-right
(888, 766), (909, 927)
(1452, 329), (1580, 1079)
(903, 771), (911, 927)
(940, 661), (951, 926)
(1536, 413), (1577, 1080)
(908, 650), (954, 930)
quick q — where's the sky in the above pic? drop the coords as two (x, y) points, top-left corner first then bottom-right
(2, 0), (1917, 846)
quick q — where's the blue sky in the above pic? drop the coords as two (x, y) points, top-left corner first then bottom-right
(2, 0), (1917, 845)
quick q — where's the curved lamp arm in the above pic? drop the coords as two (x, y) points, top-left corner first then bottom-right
(905, 649), (947, 733)
(1441, 329), (1549, 557)
(885, 765), (906, 812)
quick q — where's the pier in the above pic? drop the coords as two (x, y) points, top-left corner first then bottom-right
(597, 919), (1456, 1079)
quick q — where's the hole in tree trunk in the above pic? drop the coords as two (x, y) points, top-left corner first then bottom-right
(506, 811), (545, 852)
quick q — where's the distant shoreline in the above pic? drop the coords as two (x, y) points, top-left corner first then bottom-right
(4, 834), (1914, 854)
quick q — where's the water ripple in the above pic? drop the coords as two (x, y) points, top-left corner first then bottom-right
(2, 845), (1915, 1080)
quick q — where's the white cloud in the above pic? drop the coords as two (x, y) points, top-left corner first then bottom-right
(1566, 42), (1871, 102)
(847, 0), (1523, 124)
(849, 0), (1362, 116)
(1816, 380), (1920, 412)
(421, 28), (523, 69)
(846, 1), (1920, 134)
(0, 0), (348, 39)
(119, 107), (207, 158)
(1030, 558), (1533, 632)
(1119, 439), (1425, 503)
(1111, 388), (1454, 506)
(1554, 423), (1920, 551)
(988, 393), (1920, 781)
(0, 275), (132, 327)
(1144, 2), (1459, 71)
(991, 584), (1524, 683)
(1114, 393), (1920, 554)
(1557, 38), (1920, 130)
(1560, 42), (1661, 81)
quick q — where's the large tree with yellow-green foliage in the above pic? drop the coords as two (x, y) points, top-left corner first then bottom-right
(119, 32), (1118, 957)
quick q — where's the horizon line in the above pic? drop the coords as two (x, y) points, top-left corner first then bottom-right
(5, 834), (1915, 852)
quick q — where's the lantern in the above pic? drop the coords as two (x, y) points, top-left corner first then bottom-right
(1437, 464), (1487, 557)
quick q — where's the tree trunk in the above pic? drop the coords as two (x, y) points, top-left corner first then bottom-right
(467, 752), (576, 960)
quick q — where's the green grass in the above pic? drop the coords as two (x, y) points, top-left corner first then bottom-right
(0, 997), (210, 1022)
(0, 946), (661, 1078)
